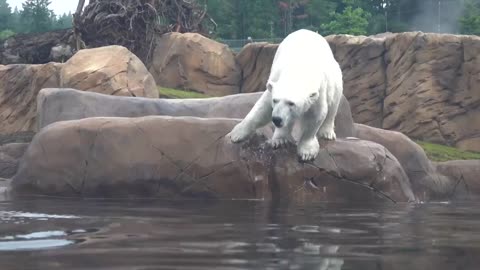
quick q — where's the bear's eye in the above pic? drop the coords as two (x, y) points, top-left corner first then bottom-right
(286, 101), (295, 107)
(273, 99), (279, 104)
(309, 92), (317, 98)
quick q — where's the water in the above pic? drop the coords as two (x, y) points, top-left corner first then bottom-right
(0, 198), (479, 270)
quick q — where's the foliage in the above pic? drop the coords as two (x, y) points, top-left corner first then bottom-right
(21, 0), (54, 33)
(0, 29), (15, 40)
(0, 0), (12, 31)
(1, 0), (480, 40)
(321, 6), (371, 35)
(158, 87), (210, 99)
(0, 0), (73, 35)
(460, 0), (480, 35)
(416, 141), (480, 162)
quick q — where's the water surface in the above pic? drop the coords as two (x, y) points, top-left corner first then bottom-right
(0, 198), (479, 270)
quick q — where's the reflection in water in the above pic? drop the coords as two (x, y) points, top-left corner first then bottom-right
(0, 198), (479, 269)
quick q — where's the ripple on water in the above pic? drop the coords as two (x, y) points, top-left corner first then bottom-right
(0, 211), (83, 251)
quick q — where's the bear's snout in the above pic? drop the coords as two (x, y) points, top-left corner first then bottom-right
(272, 116), (283, 128)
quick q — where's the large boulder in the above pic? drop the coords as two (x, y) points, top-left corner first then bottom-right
(0, 143), (29, 179)
(0, 46), (159, 134)
(36, 88), (355, 138)
(434, 160), (480, 199)
(236, 42), (278, 93)
(12, 116), (414, 203)
(149, 32), (241, 96)
(354, 124), (453, 201)
(0, 63), (63, 133)
(236, 32), (480, 151)
(61, 45), (158, 98)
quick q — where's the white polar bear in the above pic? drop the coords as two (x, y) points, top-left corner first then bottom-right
(227, 29), (343, 161)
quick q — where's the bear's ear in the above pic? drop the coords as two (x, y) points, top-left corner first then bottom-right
(266, 81), (275, 92)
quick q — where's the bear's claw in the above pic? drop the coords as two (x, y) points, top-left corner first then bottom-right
(318, 128), (336, 141)
(269, 137), (294, 149)
(227, 123), (252, 143)
(297, 138), (320, 161)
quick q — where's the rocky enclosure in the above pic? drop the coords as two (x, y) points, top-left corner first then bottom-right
(1, 31), (479, 202)
(2, 31), (479, 151)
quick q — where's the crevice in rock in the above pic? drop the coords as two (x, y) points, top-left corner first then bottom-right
(80, 120), (111, 195)
(172, 132), (230, 183)
(380, 39), (388, 129)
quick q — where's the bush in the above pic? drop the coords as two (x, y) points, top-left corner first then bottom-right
(0, 29), (15, 40)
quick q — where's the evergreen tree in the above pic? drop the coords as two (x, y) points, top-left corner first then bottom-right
(21, 0), (53, 33)
(0, 0), (12, 31)
(460, 0), (480, 35)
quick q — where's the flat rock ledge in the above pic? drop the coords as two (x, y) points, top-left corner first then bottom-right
(11, 116), (415, 203)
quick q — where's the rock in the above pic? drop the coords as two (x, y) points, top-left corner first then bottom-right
(61, 45), (158, 98)
(354, 123), (452, 201)
(149, 32), (241, 96)
(383, 32), (480, 151)
(327, 35), (387, 127)
(0, 29), (72, 65)
(0, 46), (159, 134)
(236, 42), (278, 93)
(236, 32), (480, 151)
(12, 116), (414, 203)
(50, 44), (74, 62)
(0, 143), (29, 179)
(435, 160), (480, 200)
(36, 88), (355, 138)
(0, 63), (63, 133)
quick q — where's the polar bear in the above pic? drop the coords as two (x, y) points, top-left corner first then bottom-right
(227, 29), (343, 161)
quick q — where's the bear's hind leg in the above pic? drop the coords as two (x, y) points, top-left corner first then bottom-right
(270, 122), (295, 148)
(228, 91), (273, 143)
(297, 100), (328, 161)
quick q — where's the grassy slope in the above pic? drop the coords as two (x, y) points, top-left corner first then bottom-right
(415, 141), (480, 162)
(158, 87), (210, 99)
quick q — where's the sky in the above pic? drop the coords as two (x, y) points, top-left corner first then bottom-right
(7, 0), (90, 15)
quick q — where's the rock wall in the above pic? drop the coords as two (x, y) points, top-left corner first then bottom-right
(237, 32), (480, 152)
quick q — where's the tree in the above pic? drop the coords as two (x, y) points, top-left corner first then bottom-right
(0, 0), (12, 31)
(460, 0), (480, 35)
(321, 3), (371, 35)
(21, 0), (53, 33)
(54, 12), (73, 29)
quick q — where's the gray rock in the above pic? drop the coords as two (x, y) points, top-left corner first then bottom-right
(37, 88), (355, 138)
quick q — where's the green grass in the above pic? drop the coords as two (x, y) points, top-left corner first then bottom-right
(158, 87), (210, 99)
(415, 141), (480, 162)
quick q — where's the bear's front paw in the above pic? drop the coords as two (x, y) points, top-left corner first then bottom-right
(227, 123), (252, 143)
(318, 128), (336, 141)
(297, 138), (320, 161)
(269, 136), (294, 149)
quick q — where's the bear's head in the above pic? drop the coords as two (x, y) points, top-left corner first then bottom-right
(267, 80), (319, 128)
